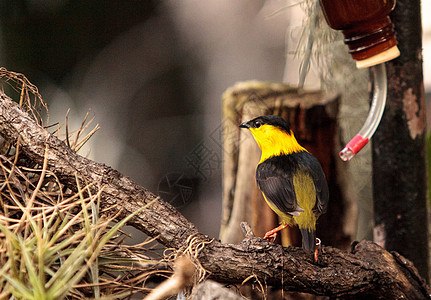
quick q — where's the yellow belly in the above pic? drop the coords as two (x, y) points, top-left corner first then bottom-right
(263, 171), (317, 230)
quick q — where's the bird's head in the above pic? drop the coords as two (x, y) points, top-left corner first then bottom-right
(239, 115), (292, 133)
(239, 115), (305, 160)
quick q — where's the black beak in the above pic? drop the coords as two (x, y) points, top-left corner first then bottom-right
(239, 121), (250, 129)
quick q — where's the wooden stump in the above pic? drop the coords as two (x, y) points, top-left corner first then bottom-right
(219, 81), (349, 249)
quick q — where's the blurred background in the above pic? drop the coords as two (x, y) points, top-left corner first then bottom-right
(0, 0), (429, 242)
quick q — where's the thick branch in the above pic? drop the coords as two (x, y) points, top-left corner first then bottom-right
(0, 92), (429, 298)
(0, 92), (198, 249)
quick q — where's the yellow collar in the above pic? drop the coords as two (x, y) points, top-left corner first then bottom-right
(249, 124), (307, 163)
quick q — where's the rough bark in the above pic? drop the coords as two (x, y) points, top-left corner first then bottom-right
(372, 0), (429, 280)
(0, 92), (429, 298)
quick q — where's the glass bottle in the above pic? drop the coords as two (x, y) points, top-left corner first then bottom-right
(319, 0), (400, 68)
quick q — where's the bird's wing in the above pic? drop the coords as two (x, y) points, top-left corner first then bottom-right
(307, 154), (329, 217)
(256, 159), (304, 216)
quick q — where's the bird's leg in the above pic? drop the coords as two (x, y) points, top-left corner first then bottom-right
(263, 224), (289, 242)
(314, 237), (321, 262)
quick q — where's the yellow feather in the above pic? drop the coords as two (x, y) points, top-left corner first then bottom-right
(249, 125), (307, 163)
(292, 172), (317, 230)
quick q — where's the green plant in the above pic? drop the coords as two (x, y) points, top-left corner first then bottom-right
(0, 69), (169, 299)
(0, 153), (159, 299)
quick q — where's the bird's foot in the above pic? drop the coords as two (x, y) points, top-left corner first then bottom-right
(263, 231), (277, 243)
(314, 237), (321, 262)
(263, 224), (289, 243)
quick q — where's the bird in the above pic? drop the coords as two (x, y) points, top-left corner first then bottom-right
(239, 115), (328, 258)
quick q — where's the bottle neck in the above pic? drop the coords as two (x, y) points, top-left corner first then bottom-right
(342, 16), (398, 61)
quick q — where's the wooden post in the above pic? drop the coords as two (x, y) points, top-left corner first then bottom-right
(372, 0), (429, 280)
(219, 81), (349, 249)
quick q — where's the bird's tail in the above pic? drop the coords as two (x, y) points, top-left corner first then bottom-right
(300, 228), (316, 253)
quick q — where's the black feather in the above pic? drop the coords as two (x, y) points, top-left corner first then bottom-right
(300, 228), (316, 253)
(242, 115), (292, 133)
(256, 152), (328, 217)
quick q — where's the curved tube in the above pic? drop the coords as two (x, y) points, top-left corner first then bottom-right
(339, 63), (387, 161)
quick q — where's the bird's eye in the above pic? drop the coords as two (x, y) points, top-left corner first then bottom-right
(254, 121), (261, 128)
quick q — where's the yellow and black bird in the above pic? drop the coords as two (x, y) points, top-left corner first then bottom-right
(239, 115), (328, 256)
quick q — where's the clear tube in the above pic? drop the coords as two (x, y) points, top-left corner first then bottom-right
(339, 63), (387, 161)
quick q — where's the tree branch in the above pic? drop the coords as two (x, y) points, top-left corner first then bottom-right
(0, 92), (198, 249)
(0, 92), (429, 298)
